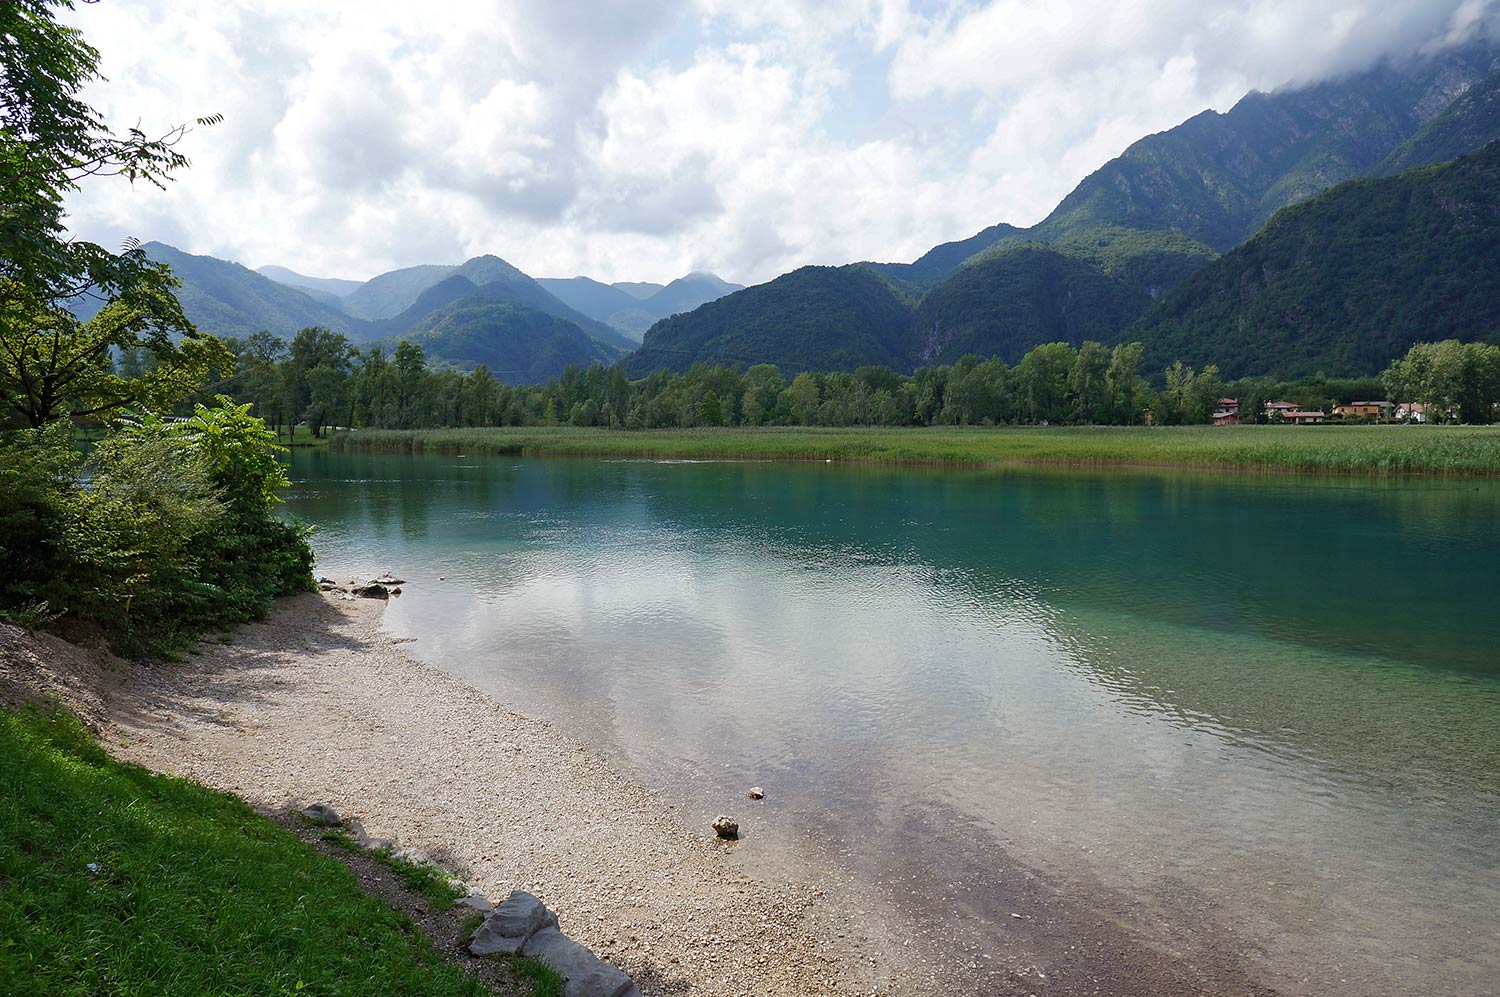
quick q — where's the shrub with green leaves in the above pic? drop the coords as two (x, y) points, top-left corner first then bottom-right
(0, 399), (313, 657)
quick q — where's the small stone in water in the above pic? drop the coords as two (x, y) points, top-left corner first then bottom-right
(712, 815), (739, 839)
(747, 787), (765, 800)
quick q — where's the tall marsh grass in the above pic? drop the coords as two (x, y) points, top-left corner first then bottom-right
(331, 424), (1500, 476)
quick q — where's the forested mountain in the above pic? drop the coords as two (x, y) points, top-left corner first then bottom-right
(634, 44), (1500, 379)
(912, 247), (1150, 366)
(866, 223), (1023, 289)
(622, 266), (911, 375)
(1126, 142), (1500, 379)
(397, 292), (622, 385)
(256, 265), (362, 300)
(136, 243), (366, 339)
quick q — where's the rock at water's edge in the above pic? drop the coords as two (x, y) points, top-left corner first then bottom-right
(712, 815), (739, 839)
(747, 786), (765, 800)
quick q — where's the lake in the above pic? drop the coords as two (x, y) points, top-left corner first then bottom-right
(286, 449), (1500, 996)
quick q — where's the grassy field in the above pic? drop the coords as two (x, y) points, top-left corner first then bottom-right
(0, 706), (549, 996)
(331, 424), (1500, 476)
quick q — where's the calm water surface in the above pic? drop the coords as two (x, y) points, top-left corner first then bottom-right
(286, 450), (1500, 996)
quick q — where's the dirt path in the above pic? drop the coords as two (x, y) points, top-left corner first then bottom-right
(98, 594), (888, 997)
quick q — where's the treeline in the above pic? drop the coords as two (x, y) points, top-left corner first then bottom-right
(221, 327), (1500, 434)
(223, 330), (1249, 431)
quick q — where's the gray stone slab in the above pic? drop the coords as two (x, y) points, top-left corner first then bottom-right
(468, 890), (557, 957)
(524, 927), (635, 997)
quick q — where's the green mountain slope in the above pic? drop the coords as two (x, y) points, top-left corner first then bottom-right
(912, 246), (1150, 366)
(401, 291), (622, 384)
(1126, 142), (1500, 379)
(139, 243), (366, 339)
(1029, 46), (1498, 254)
(623, 266), (912, 375)
(866, 223), (1024, 289)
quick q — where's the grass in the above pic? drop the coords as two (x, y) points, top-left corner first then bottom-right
(0, 705), (499, 996)
(331, 424), (1500, 476)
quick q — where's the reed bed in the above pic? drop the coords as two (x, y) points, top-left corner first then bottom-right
(330, 424), (1500, 476)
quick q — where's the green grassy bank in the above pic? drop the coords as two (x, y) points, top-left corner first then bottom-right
(331, 425), (1500, 476)
(0, 706), (540, 996)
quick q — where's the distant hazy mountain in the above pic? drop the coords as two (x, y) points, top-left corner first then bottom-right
(256, 265), (362, 300)
(1126, 142), (1500, 379)
(623, 266), (910, 375)
(647, 272), (744, 317)
(341, 264), (459, 321)
(536, 276), (644, 326)
(539, 272), (744, 343)
(140, 243), (366, 340)
(613, 281), (665, 300)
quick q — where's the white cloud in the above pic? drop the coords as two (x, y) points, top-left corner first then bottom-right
(59, 0), (1500, 287)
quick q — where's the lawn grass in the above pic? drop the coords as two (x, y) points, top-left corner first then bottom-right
(331, 424), (1500, 476)
(0, 706), (494, 996)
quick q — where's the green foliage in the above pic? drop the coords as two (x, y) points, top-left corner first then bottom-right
(1383, 340), (1500, 424)
(0, 400), (313, 657)
(1, 2), (231, 429)
(1128, 143), (1500, 379)
(0, 706), (490, 997)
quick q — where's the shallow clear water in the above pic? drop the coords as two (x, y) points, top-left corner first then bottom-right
(286, 450), (1500, 995)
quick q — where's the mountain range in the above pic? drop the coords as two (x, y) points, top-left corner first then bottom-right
(125, 40), (1500, 386)
(122, 244), (739, 383)
(633, 41), (1500, 379)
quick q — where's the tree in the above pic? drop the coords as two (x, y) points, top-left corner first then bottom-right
(1, 0), (228, 427)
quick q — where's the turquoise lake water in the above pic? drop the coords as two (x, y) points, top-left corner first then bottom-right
(286, 450), (1500, 995)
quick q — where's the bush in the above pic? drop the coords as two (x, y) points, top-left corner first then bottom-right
(0, 400), (313, 657)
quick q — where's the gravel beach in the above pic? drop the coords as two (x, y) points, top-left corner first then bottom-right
(85, 593), (894, 997)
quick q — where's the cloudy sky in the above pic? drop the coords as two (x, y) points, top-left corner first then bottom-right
(62, 0), (1500, 286)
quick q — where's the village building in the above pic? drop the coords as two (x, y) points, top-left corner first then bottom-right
(1212, 398), (1241, 427)
(1332, 401), (1393, 421)
(1265, 400), (1326, 424)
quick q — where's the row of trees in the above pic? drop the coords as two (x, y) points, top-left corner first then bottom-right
(1383, 340), (1500, 424)
(217, 330), (1241, 432)
(212, 329), (1500, 434)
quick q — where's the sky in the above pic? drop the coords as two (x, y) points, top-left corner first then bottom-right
(61, 0), (1500, 286)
